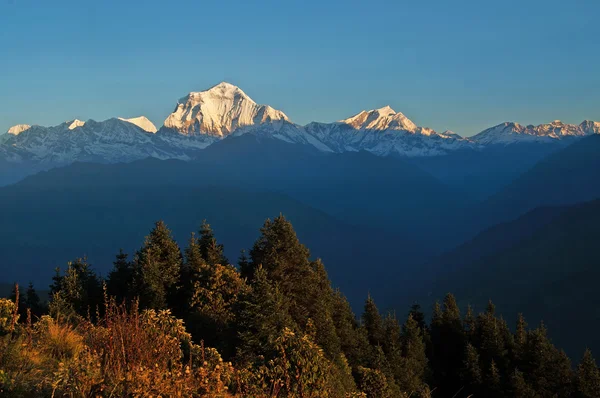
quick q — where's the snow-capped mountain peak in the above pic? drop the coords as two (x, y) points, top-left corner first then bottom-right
(162, 82), (289, 137)
(7, 124), (32, 135)
(68, 119), (86, 130)
(118, 116), (157, 133)
(341, 106), (417, 132)
(471, 120), (599, 145)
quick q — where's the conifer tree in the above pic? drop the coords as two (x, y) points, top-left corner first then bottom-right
(483, 359), (503, 398)
(106, 249), (133, 303)
(464, 304), (476, 341)
(362, 295), (384, 348)
(330, 289), (370, 368)
(577, 349), (600, 398)
(187, 259), (248, 358)
(235, 266), (295, 364)
(510, 369), (536, 398)
(408, 303), (427, 332)
(49, 257), (103, 319)
(24, 282), (44, 317)
(521, 323), (574, 396)
(238, 249), (250, 275)
(430, 293), (465, 395)
(514, 313), (528, 364)
(198, 220), (228, 266)
(462, 343), (482, 389)
(132, 221), (182, 310)
(246, 216), (342, 360)
(176, 232), (208, 316)
(397, 314), (428, 394)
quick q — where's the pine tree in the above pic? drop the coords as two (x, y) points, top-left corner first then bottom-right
(461, 343), (482, 394)
(187, 260), (248, 358)
(330, 289), (370, 368)
(430, 293), (465, 395)
(510, 368), (536, 398)
(362, 295), (384, 348)
(474, 301), (511, 377)
(235, 266), (295, 364)
(522, 323), (575, 396)
(397, 314), (428, 394)
(383, 313), (401, 358)
(106, 249), (133, 303)
(132, 221), (182, 310)
(24, 282), (44, 317)
(198, 220), (228, 266)
(238, 249), (250, 275)
(246, 216), (342, 360)
(49, 257), (103, 319)
(175, 232), (208, 316)
(408, 303), (427, 332)
(484, 359), (502, 398)
(464, 304), (476, 341)
(577, 349), (600, 398)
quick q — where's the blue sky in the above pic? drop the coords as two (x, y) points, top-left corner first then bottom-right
(1, 0), (599, 136)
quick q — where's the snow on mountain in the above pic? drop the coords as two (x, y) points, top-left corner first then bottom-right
(303, 106), (475, 156)
(0, 118), (211, 164)
(2, 82), (599, 173)
(68, 119), (86, 130)
(471, 120), (599, 145)
(6, 124), (32, 135)
(342, 106), (418, 131)
(118, 116), (157, 133)
(162, 82), (289, 137)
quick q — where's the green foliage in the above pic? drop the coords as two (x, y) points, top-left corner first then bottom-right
(397, 314), (428, 393)
(0, 299), (18, 335)
(106, 249), (133, 303)
(362, 295), (384, 348)
(49, 258), (102, 320)
(0, 216), (589, 397)
(357, 366), (395, 398)
(132, 220), (182, 310)
(577, 349), (600, 398)
(198, 219), (228, 266)
(236, 266), (295, 364)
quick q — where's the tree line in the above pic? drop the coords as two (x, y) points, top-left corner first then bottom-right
(1, 216), (599, 397)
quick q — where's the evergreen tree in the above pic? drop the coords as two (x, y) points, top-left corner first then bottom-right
(238, 249), (250, 275)
(521, 323), (575, 396)
(246, 216), (342, 360)
(132, 221), (183, 310)
(474, 300), (511, 376)
(510, 369), (537, 398)
(175, 232), (208, 316)
(397, 314), (428, 394)
(24, 282), (44, 318)
(484, 359), (502, 398)
(330, 289), (370, 368)
(513, 312), (528, 366)
(577, 349), (600, 398)
(187, 259), (248, 358)
(49, 257), (103, 319)
(198, 220), (228, 266)
(464, 304), (476, 341)
(461, 343), (482, 391)
(106, 249), (133, 303)
(362, 295), (384, 348)
(408, 303), (427, 332)
(235, 266), (295, 364)
(430, 293), (465, 395)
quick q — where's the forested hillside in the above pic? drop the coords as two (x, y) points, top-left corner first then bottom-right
(2, 217), (599, 397)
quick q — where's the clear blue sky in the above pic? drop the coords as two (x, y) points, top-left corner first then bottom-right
(1, 0), (599, 136)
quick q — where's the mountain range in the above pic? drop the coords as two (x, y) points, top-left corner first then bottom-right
(2, 82), (598, 186)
